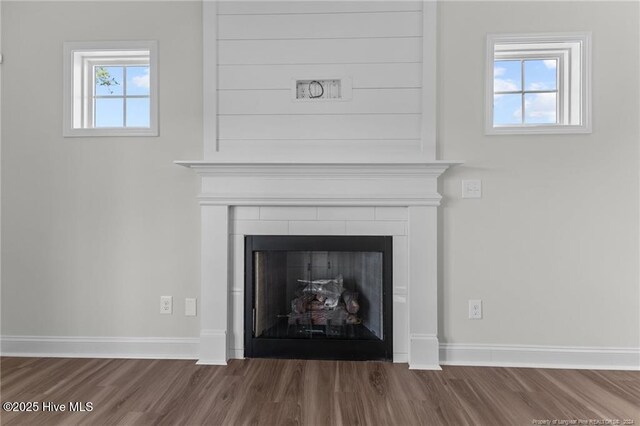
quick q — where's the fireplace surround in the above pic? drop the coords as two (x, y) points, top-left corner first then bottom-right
(175, 161), (459, 369)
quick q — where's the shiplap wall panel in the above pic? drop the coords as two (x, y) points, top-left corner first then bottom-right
(218, 1), (422, 15)
(218, 12), (422, 40)
(218, 63), (422, 90)
(218, 115), (421, 140)
(216, 1), (424, 157)
(218, 38), (421, 65)
(219, 89), (421, 115)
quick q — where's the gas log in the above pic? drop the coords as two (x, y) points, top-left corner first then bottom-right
(342, 291), (360, 314)
(288, 275), (362, 326)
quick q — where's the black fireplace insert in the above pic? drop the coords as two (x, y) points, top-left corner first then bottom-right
(244, 235), (393, 361)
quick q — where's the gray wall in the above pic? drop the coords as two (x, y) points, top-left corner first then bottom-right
(1, 1), (638, 350)
(438, 1), (639, 347)
(1, 1), (202, 337)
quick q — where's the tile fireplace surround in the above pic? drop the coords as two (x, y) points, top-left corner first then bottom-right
(175, 161), (459, 370)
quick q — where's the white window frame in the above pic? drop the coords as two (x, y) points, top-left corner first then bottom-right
(63, 40), (158, 137)
(485, 32), (591, 135)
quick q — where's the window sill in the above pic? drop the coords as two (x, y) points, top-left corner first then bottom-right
(485, 124), (592, 136)
(63, 128), (159, 138)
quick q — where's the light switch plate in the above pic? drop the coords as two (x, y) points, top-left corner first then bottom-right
(462, 179), (482, 199)
(185, 298), (197, 317)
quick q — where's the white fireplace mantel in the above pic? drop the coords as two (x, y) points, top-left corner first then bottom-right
(176, 160), (460, 370)
(175, 161), (461, 206)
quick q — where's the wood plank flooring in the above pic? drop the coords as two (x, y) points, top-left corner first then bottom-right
(1, 357), (639, 425)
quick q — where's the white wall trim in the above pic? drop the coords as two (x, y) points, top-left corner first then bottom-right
(440, 343), (640, 371)
(0, 336), (199, 360)
(3, 336), (637, 371)
(421, 0), (437, 159)
(203, 0), (218, 158)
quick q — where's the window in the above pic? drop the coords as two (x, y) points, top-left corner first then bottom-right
(63, 41), (158, 137)
(486, 33), (591, 135)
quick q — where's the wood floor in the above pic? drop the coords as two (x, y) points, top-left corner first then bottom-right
(1, 357), (638, 425)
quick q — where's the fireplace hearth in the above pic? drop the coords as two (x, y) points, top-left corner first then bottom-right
(244, 235), (393, 361)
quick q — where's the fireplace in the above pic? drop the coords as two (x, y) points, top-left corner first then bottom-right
(244, 235), (393, 361)
(175, 161), (458, 369)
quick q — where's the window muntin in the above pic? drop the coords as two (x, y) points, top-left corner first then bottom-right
(63, 41), (158, 137)
(485, 33), (591, 135)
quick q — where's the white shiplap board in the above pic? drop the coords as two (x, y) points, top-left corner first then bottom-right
(218, 115), (422, 140)
(218, 63), (422, 90)
(218, 88), (421, 115)
(218, 38), (421, 65)
(218, 1), (422, 15)
(218, 11), (422, 40)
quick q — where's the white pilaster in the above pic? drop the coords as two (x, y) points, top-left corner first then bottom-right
(198, 205), (229, 364)
(408, 206), (441, 369)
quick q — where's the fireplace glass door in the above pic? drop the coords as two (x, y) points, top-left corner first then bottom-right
(245, 236), (392, 361)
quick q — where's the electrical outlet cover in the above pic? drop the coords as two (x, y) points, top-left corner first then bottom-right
(468, 299), (482, 319)
(160, 296), (173, 314)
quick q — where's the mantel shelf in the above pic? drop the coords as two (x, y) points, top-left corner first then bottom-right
(174, 160), (463, 207)
(174, 160), (464, 177)
(175, 160), (464, 168)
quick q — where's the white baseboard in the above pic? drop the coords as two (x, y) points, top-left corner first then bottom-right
(0, 335), (199, 360)
(2, 336), (638, 371)
(440, 343), (640, 370)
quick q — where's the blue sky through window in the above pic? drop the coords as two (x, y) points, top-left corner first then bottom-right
(525, 60), (556, 91)
(95, 98), (123, 127)
(94, 65), (150, 128)
(494, 94), (521, 125)
(493, 59), (557, 125)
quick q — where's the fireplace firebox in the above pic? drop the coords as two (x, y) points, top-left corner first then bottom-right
(244, 235), (393, 361)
